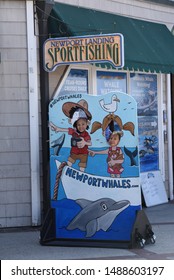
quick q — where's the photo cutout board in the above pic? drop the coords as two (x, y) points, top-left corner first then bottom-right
(49, 92), (141, 243)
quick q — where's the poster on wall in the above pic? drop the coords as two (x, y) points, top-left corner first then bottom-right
(138, 116), (159, 172)
(59, 69), (88, 96)
(49, 91), (141, 243)
(97, 71), (127, 95)
(130, 73), (157, 116)
(130, 73), (159, 172)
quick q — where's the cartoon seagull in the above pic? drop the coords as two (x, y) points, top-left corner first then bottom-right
(99, 94), (120, 114)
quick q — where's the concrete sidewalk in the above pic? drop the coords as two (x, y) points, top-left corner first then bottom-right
(0, 202), (174, 260)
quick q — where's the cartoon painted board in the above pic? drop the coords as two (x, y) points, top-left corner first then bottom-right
(49, 92), (141, 241)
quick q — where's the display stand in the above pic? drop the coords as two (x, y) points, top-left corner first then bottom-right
(40, 92), (155, 249)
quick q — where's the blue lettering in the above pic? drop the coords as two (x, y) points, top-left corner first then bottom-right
(108, 180), (115, 188)
(122, 180), (127, 188)
(65, 167), (72, 176)
(65, 166), (134, 189)
(83, 174), (88, 183)
(59, 41), (66, 47)
(72, 170), (76, 179)
(75, 171), (84, 181)
(96, 178), (101, 187)
(127, 179), (131, 188)
(88, 177), (93, 185)
(116, 180), (122, 188)
(91, 177), (97, 186)
(102, 179), (109, 188)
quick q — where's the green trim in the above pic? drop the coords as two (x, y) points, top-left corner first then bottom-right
(48, 3), (174, 73)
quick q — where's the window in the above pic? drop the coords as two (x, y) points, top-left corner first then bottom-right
(96, 71), (127, 95)
(58, 69), (88, 96)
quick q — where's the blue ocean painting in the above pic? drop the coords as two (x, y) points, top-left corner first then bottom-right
(51, 199), (140, 241)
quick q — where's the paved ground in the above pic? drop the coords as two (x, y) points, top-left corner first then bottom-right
(0, 201), (174, 260)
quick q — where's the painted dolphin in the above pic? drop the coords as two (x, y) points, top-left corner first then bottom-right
(66, 198), (130, 238)
(124, 146), (138, 166)
(51, 133), (65, 155)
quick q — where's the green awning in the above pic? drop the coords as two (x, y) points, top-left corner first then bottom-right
(48, 3), (174, 73)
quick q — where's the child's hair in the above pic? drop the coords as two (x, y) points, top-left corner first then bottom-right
(108, 131), (123, 141)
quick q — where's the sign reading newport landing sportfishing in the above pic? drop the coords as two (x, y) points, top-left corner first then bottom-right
(49, 92), (141, 244)
(44, 33), (124, 72)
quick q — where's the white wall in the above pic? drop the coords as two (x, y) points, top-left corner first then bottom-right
(55, 0), (174, 29)
(0, 0), (32, 227)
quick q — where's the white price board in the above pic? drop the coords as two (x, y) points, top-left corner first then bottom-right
(140, 171), (168, 207)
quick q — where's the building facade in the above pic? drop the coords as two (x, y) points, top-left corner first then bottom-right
(0, 0), (174, 228)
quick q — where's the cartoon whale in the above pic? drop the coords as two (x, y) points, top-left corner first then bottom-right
(66, 198), (130, 237)
(124, 146), (138, 166)
(51, 133), (65, 155)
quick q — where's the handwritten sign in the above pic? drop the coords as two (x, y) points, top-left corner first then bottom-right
(140, 171), (168, 207)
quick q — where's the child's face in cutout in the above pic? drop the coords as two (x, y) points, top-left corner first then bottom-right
(76, 118), (88, 133)
(108, 133), (120, 147)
